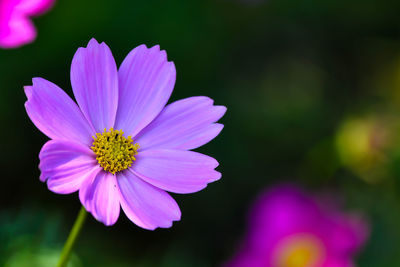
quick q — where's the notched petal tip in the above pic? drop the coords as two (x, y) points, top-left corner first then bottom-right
(23, 86), (33, 99)
(149, 44), (174, 64)
(24, 77), (45, 99)
(78, 38), (105, 52)
(39, 171), (49, 182)
(149, 44), (162, 55)
(215, 123), (225, 131)
(216, 105), (228, 116)
(145, 209), (181, 230)
(212, 158), (220, 168)
(132, 44), (149, 54)
(87, 38), (100, 47)
(210, 170), (222, 182)
(78, 38), (109, 54)
(146, 208), (181, 231)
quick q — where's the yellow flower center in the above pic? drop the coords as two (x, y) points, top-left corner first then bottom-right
(274, 234), (325, 267)
(91, 128), (139, 174)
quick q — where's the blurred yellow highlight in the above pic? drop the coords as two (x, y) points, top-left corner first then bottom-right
(335, 116), (391, 183)
(275, 234), (325, 267)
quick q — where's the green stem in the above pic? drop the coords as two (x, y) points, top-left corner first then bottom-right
(57, 206), (87, 267)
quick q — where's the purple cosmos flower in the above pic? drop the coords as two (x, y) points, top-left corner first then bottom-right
(0, 0), (55, 49)
(225, 185), (369, 267)
(24, 39), (226, 229)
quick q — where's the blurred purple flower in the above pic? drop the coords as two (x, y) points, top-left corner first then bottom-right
(24, 39), (226, 229)
(0, 0), (55, 49)
(226, 185), (369, 267)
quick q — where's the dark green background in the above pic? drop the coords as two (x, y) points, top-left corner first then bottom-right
(2, 0), (400, 266)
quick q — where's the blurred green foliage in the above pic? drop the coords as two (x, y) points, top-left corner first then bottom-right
(2, 0), (400, 266)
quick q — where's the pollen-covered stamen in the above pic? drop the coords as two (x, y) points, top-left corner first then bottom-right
(91, 128), (139, 175)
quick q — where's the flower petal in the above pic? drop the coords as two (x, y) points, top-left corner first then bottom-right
(24, 78), (95, 145)
(79, 171), (120, 226)
(0, 13), (35, 49)
(131, 149), (221, 194)
(115, 44), (176, 137)
(118, 170), (181, 230)
(39, 140), (99, 194)
(0, 0), (55, 49)
(135, 96), (226, 150)
(71, 38), (119, 132)
(323, 258), (353, 267)
(17, 0), (55, 15)
(326, 214), (369, 254)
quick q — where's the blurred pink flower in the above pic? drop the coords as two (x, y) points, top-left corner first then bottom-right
(226, 185), (369, 267)
(0, 0), (55, 49)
